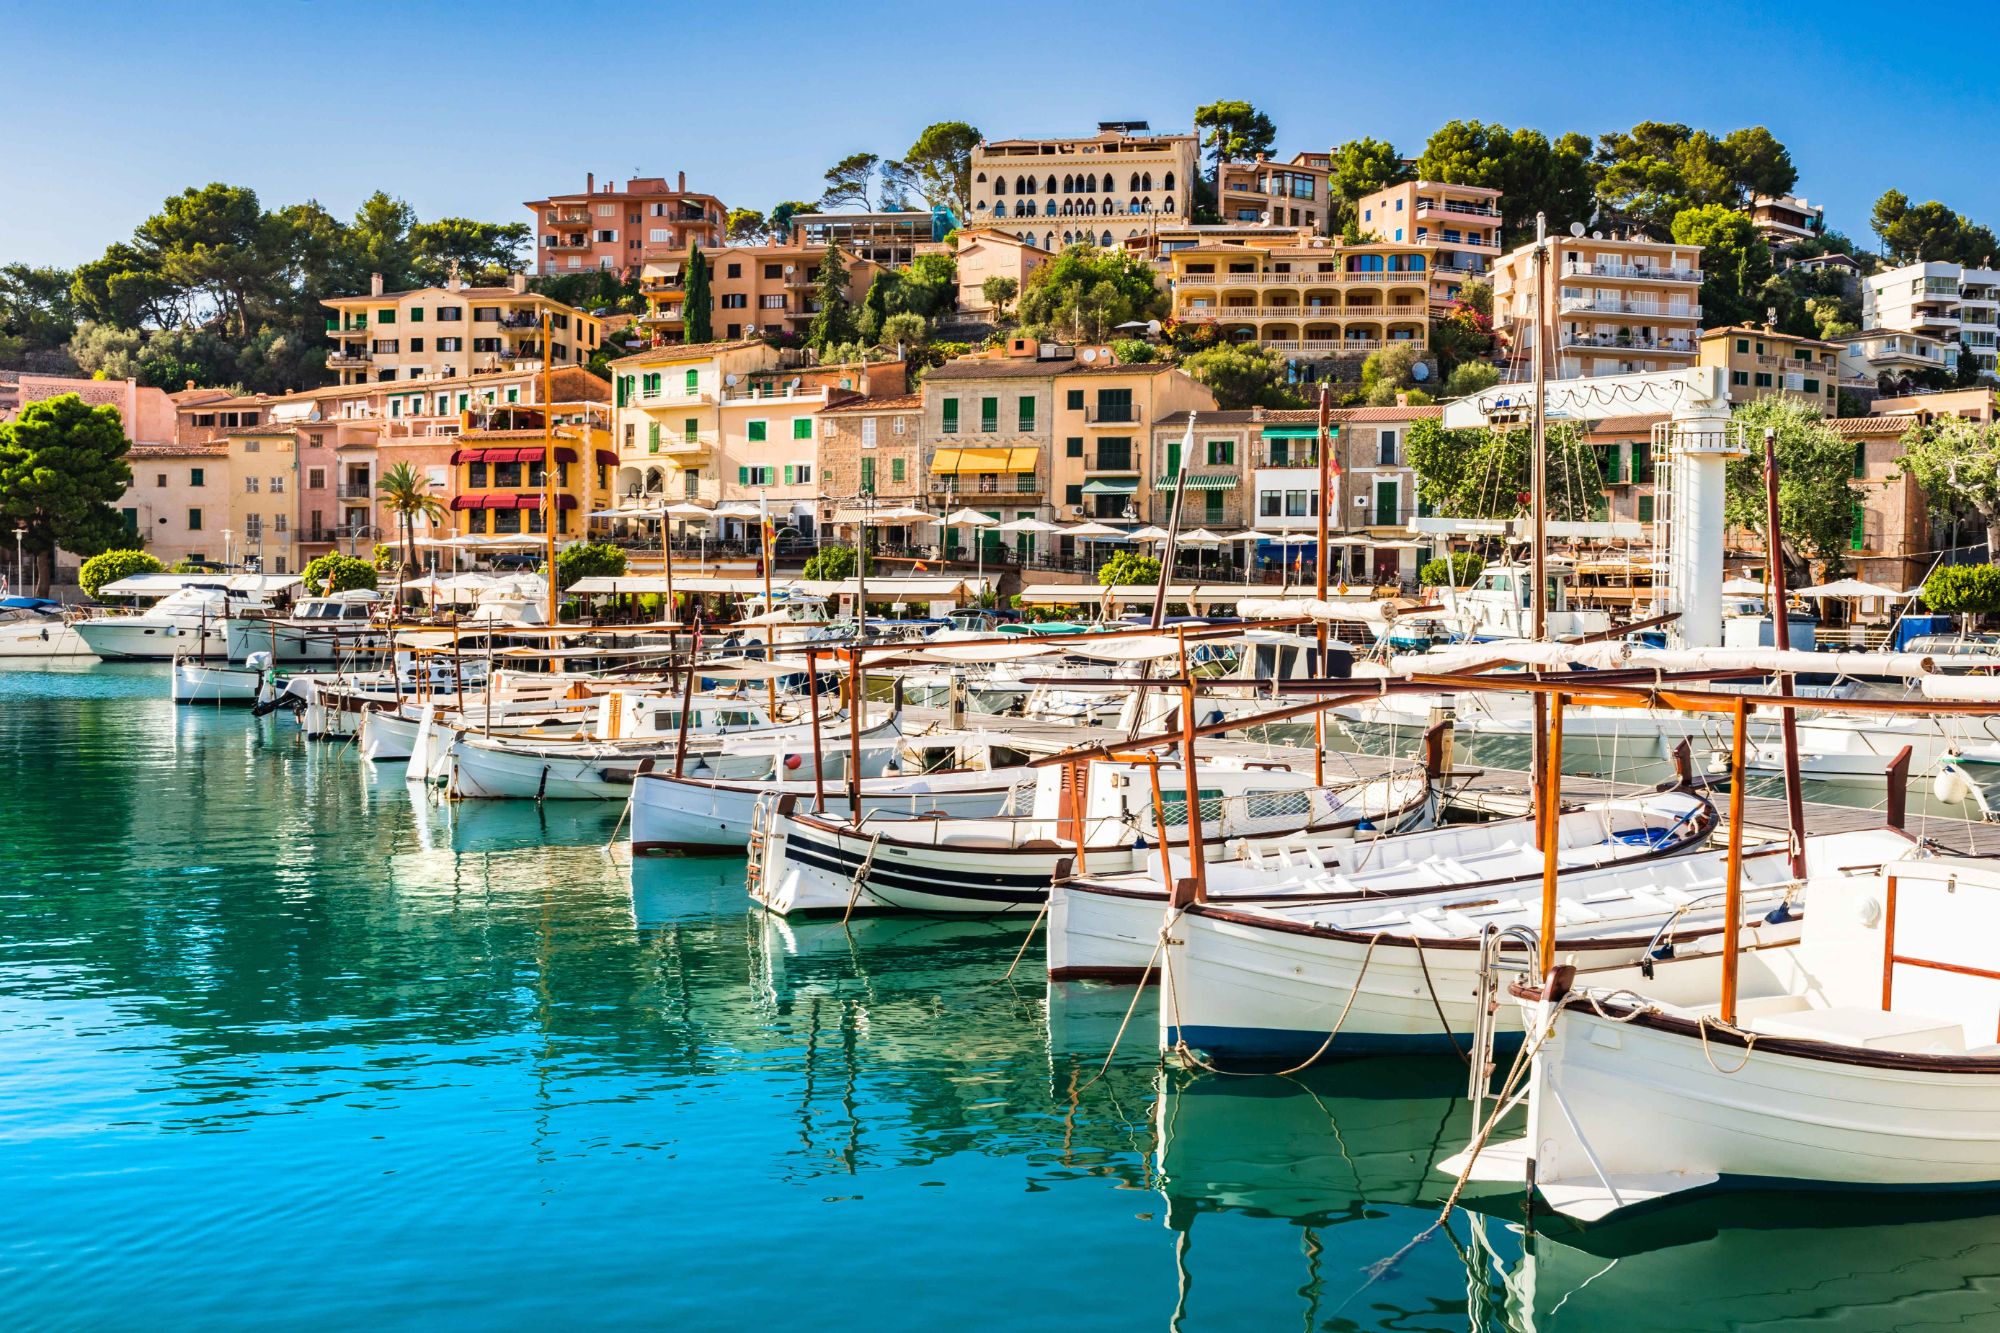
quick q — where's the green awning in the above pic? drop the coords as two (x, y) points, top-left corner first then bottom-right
(1260, 425), (1321, 439)
(1152, 473), (1239, 490)
(1081, 477), (1139, 495)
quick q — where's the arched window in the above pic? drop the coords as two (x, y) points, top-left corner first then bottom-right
(1014, 174), (1026, 194)
(1104, 197), (1115, 215)
(1044, 200), (1056, 217)
(1142, 172), (1153, 192)
(1044, 232), (1055, 250)
(1163, 171), (1175, 192)
(1062, 174), (1074, 194)
(1099, 230), (1113, 248)
(1347, 254), (1384, 272)
(1062, 231), (1073, 246)
(975, 171), (987, 183)
(994, 177), (1006, 196)
(1023, 175), (1036, 195)
(1045, 175), (1057, 194)
(1084, 173), (1097, 194)
(1129, 198), (1142, 214)
(1163, 197), (1174, 214)
(1129, 172), (1141, 192)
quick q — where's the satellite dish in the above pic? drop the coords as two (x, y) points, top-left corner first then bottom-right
(1590, 231), (1603, 241)
(1146, 320), (1161, 335)
(1411, 362), (1431, 382)
(724, 373), (739, 386)
(1569, 221), (1586, 237)
(1080, 348), (1098, 363)
(784, 265), (796, 275)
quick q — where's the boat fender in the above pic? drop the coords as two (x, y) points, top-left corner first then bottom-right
(1855, 894), (1883, 928)
(1357, 818), (1376, 832)
(1935, 766), (1975, 805)
(1763, 902), (1798, 925)
(783, 753), (803, 771)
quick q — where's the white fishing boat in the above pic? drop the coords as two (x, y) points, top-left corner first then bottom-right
(445, 711), (904, 800)
(1158, 825), (1918, 1066)
(0, 597), (92, 658)
(748, 759), (1432, 918)
(171, 651), (274, 705)
(1456, 854), (2000, 1220)
(632, 765), (1033, 854)
(223, 589), (386, 663)
(1050, 786), (1716, 983)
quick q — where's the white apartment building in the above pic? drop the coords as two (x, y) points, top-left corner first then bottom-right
(1862, 261), (1999, 379)
(1491, 232), (1704, 378)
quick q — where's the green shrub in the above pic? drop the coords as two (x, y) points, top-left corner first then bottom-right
(79, 549), (164, 600)
(1923, 563), (2000, 615)
(371, 542), (396, 571)
(547, 541), (628, 591)
(803, 544), (871, 580)
(300, 553), (379, 594)
(1419, 553), (1485, 588)
(1097, 551), (1161, 586)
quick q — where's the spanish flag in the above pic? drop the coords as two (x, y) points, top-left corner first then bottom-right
(914, 560), (928, 572)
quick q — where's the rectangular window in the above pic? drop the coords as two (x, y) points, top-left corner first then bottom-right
(1018, 396), (1035, 431)
(642, 372), (661, 396)
(748, 420), (767, 442)
(1065, 484), (1084, 506)
(1631, 441), (1652, 483)
(891, 457), (906, 483)
(306, 468), (324, 488)
(861, 418), (878, 448)
(1260, 491), (1282, 517)
(270, 475), (284, 493)
(1094, 388), (1133, 422)
(1731, 370), (1749, 386)
(1803, 377), (1820, 394)
(1376, 430), (1397, 466)
(1754, 372), (1773, 388)
(377, 309), (395, 324)
(684, 419), (699, 444)
(686, 369), (699, 393)
(793, 418), (813, 441)
(1066, 389), (1084, 410)
(1853, 441), (1868, 479)
(1205, 490), (1225, 523)
(859, 456), (876, 490)
(437, 306), (462, 321)
(467, 462), (488, 486)
(190, 467), (205, 487)
(1166, 439), (1180, 477)
(244, 476), (260, 493)
(408, 337), (424, 353)
(1066, 437), (1084, 458)
(188, 508), (203, 530)
(1095, 438), (1132, 471)
(1637, 494), (1656, 522)
(941, 398), (959, 433)
(1736, 338), (1749, 353)
(783, 464), (795, 485)
(648, 422), (661, 453)
(980, 396), (998, 432)
(1850, 501), (1866, 551)
(1207, 438), (1235, 466)
(408, 307), (423, 322)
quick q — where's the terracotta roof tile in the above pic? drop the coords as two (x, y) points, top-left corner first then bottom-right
(819, 393), (922, 414)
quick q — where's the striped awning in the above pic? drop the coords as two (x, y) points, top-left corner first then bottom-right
(451, 445), (579, 464)
(1081, 477), (1139, 495)
(1152, 473), (1239, 490)
(929, 447), (1039, 474)
(1259, 425), (1321, 439)
(450, 493), (580, 510)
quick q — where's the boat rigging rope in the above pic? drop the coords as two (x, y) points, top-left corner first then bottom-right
(1694, 1012), (1760, 1074)
(1411, 936), (1469, 1065)
(1002, 897), (1050, 981)
(1169, 932), (1385, 1078)
(1072, 909), (1180, 1100)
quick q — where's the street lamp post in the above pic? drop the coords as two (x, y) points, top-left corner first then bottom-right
(221, 529), (235, 572)
(13, 523), (25, 595)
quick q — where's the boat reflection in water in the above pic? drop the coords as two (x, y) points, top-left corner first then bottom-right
(1150, 1056), (2000, 1330)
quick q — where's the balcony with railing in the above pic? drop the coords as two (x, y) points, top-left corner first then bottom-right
(327, 350), (374, 368)
(1184, 269), (1432, 288)
(1415, 199), (1499, 219)
(1082, 403), (1136, 424)
(1560, 331), (1696, 354)
(1561, 260), (1702, 284)
(547, 235), (590, 251)
(498, 345), (542, 363)
(927, 476), (1043, 498)
(326, 317), (369, 335)
(1559, 296), (1702, 319)
(1263, 339), (1382, 355)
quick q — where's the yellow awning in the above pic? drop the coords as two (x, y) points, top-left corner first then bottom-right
(929, 447), (1039, 475)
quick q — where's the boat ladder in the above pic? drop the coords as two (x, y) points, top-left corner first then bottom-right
(1468, 924), (1540, 1119)
(745, 792), (780, 901)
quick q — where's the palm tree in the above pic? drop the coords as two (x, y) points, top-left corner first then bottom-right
(375, 462), (446, 606)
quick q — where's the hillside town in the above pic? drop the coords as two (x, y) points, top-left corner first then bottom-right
(1, 110), (1996, 603)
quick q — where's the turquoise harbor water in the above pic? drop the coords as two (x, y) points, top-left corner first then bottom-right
(7, 667), (2000, 1331)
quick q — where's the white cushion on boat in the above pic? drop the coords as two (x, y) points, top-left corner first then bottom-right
(1753, 1005), (1966, 1054)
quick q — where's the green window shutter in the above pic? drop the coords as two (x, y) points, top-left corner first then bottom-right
(783, 464), (795, 485)
(1853, 442), (1867, 479)
(1016, 473), (1034, 491)
(1066, 436), (1083, 458)
(793, 418), (813, 440)
(980, 396), (998, 432)
(1018, 397), (1035, 431)
(1205, 490), (1224, 522)
(860, 457), (875, 490)
(647, 422), (660, 453)
(409, 307), (423, 322)
(1804, 378), (1820, 394)
(1638, 494), (1655, 522)
(1065, 484), (1083, 505)
(941, 398), (959, 433)
(686, 369), (699, 392)
(684, 418), (698, 443)
(1632, 441), (1651, 483)
(1850, 501), (1866, 550)
(891, 457), (905, 482)
(1066, 389), (1083, 410)
(1604, 445), (1622, 483)
(1166, 440), (1181, 476)
(1736, 339), (1748, 353)
(748, 420), (767, 442)
(616, 376), (630, 406)
(738, 466), (749, 484)
(505, 388), (518, 403)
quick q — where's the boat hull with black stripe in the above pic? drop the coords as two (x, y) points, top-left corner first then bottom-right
(751, 762), (1433, 918)
(630, 768), (1033, 854)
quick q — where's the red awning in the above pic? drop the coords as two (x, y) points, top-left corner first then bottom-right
(452, 492), (580, 510)
(595, 449), (618, 468)
(451, 445), (579, 464)
(513, 493), (580, 510)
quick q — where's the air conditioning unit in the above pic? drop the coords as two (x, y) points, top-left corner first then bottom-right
(1070, 505), (1087, 516)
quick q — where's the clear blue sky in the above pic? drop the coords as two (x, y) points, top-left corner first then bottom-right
(5, 0), (1992, 268)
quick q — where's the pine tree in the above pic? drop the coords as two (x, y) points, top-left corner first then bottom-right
(807, 246), (856, 351)
(683, 242), (712, 344)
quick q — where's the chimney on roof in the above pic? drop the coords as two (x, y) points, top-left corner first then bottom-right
(510, 273), (527, 295)
(370, 272), (384, 297)
(1396, 391), (1409, 406)
(587, 171), (595, 195)
(185, 379), (195, 392)
(678, 170), (686, 192)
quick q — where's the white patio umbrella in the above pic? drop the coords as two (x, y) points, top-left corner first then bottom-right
(1720, 576), (1767, 595)
(1128, 525), (1172, 542)
(1174, 527), (1227, 580)
(943, 507), (1000, 586)
(1063, 520), (1130, 575)
(995, 515), (1061, 567)
(1793, 578), (1903, 600)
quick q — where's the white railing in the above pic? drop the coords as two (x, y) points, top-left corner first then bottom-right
(1561, 261), (1702, 284)
(1264, 339), (1383, 353)
(1560, 297), (1703, 319)
(1183, 270), (1432, 287)
(1560, 332), (1696, 352)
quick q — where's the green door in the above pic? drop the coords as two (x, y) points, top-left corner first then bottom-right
(981, 510), (1004, 559)
(1374, 479), (1398, 527)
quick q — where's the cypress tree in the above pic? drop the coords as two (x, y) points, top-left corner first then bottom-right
(807, 245), (857, 351)
(683, 242), (712, 344)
